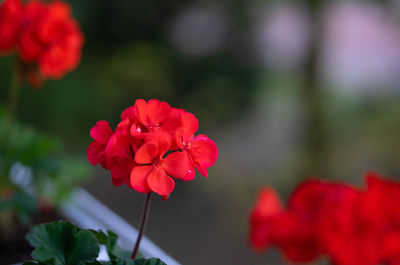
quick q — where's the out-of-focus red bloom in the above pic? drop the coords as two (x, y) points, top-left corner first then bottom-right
(249, 172), (400, 265)
(363, 172), (400, 265)
(249, 187), (283, 251)
(0, 0), (23, 52)
(269, 212), (320, 263)
(318, 184), (374, 265)
(20, 0), (84, 79)
(249, 181), (325, 263)
(88, 99), (218, 197)
(0, 0), (83, 83)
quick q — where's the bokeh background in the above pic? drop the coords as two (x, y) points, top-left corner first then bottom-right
(2, 0), (400, 264)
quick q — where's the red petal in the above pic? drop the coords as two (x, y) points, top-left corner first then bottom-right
(146, 132), (171, 156)
(147, 167), (175, 196)
(105, 132), (131, 159)
(249, 187), (283, 251)
(135, 99), (148, 125)
(115, 119), (130, 134)
(162, 108), (183, 135)
(87, 141), (104, 165)
(189, 135), (218, 177)
(147, 99), (171, 124)
(121, 105), (136, 121)
(135, 142), (157, 164)
(110, 162), (129, 187)
(162, 151), (188, 179)
(180, 162), (196, 181)
(48, 0), (71, 18)
(174, 128), (185, 150)
(252, 187), (283, 218)
(181, 111), (198, 141)
(269, 212), (321, 262)
(90, 121), (113, 144)
(130, 166), (152, 193)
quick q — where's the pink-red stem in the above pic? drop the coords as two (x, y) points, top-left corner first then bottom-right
(131, 192), (152, 260)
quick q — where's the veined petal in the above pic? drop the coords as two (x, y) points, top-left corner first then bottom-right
(115, 119), (130, 134)
(162, 108), (183, 134)
(130, 166), (152, 193)
(146, 132), (171, 156)
(105, 132), (131, 159)
(135, 142), (157, 164)
(90, 120), (113, 144)
(181, 111), (198, 140)
(162, 151), (188, 179)
(189, 135), (218, 177)
(180, 162), (196, 181)
(134, 99), (148, 125)
(121, 105), (136, 121)
(147, 167), (175, 196)
(147, 99), (171, 124)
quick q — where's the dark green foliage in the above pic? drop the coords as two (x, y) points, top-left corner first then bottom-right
(0, 110), (90, 223)
(25, 221), (100, 265)
(24, 222), (167, 265)
(130, 258), (166, 265)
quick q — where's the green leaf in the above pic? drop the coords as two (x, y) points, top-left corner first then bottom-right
(23, 261), (51, 265)
(108, 258), (166, 265)
(89, 229), (130, 264)
(132, 258), (167, 265)
(26, 221), (100, 265)
(89, 230), (109, 245)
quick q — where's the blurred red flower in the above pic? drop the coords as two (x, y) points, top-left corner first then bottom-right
(0, 0), (23, 52)
(0, 0), (83, 85)
(249, 172), (400, 265)
(87, 99), (218, 197)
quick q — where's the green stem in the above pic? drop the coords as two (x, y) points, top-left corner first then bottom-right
(131, 192), (152, 260)
(6, 68), (21, 123)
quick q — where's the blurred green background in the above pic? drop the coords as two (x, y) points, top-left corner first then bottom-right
(2, 0), (400, 264)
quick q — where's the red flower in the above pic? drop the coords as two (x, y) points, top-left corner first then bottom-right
(131, 133), (188, 195)
(88, 99), (218, 198)
(175, 110), (218, 180)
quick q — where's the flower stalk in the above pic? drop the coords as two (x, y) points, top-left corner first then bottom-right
(131, 192), (152, 260)
(7, 67), (21, 123)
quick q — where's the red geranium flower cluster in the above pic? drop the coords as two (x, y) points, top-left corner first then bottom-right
(249, 172), (400, 265)
(87, 99), (218, 197)
(0, 0), (83, 82)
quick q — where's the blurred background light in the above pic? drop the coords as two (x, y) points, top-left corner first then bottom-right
(322, 2), (400, 94)
(169, 4), (229, 56)
(252, 3), (310, 71)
